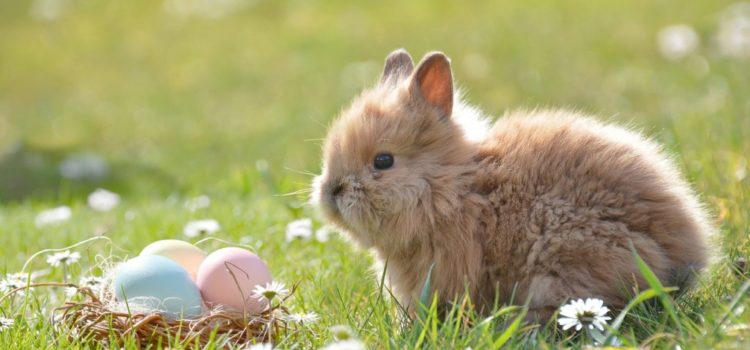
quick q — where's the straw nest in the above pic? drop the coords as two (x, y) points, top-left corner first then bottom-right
(3, 282), (294, 348)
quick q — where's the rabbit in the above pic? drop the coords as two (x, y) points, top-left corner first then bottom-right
(311, 49), (712, 320)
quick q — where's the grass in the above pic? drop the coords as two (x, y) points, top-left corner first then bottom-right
(1, 0), (749, 348)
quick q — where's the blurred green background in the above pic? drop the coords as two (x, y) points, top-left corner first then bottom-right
(1, 0), (747, 202)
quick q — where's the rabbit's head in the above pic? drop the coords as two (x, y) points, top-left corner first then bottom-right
(313, 49), (477, 251)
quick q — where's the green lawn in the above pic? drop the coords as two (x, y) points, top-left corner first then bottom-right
(1, 0), (749, 348)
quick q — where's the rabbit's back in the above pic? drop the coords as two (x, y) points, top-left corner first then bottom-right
(472, 109), (710, 311)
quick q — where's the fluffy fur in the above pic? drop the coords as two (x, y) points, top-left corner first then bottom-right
(312, 49), (712, 319)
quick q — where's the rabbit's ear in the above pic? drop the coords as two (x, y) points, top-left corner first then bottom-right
(412, 52), (453, 118)
(381, 49), (414, 84)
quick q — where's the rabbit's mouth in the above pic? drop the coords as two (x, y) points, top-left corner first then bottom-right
(312, 174), (376, 241)
(311, 174), (346, 221)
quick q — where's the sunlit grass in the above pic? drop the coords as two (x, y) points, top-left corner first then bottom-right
(0, 0), (748, 348)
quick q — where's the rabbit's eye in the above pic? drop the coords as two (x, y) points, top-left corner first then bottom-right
(373, 153), (394, 170)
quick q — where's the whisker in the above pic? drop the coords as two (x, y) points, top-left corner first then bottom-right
(277, 188), (314, 197)
(289, 185), (314, 191)
(306, 114), (329, 129)
(283, 167), (319, 177)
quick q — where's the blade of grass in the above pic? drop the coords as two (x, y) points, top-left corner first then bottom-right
(714, 279), (750, 332)
(604, 288), (662, 345)
(418, 263), (436, 320)
(490, 306), (527, 349)
(359, 258), (390, 333)
(413, 295), (438, 349)
(477, 305), (521, 329)
(629, 241), (683, 337)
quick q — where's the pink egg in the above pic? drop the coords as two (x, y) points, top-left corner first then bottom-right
(196, 247), (272, 313)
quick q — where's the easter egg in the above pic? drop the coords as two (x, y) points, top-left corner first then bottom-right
(140, 239), (206, 280)
(196, 247), (272, 313)
(114, 255), (203, 319)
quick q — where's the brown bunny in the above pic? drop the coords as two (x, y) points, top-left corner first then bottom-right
(312, 49), (711, 319)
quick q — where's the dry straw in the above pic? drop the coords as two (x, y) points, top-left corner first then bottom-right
(1, 237), (295, 348)
(1, 282), (295, 348)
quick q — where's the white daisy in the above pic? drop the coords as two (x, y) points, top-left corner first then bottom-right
(124, 210), (137, 221)
(35, 206), (72, 227)
(46, 250), (81, 267)
(244, 343), (273, 350)
(64, 286), (78, 298)
(557, 298), (612, 331)
(657, 24), (699, 60)
(717, 3), (750, 59)
(184, 195), (211, 211)
(163, 0), (248, 19)
(321, 340), (366, 350)
(255, 159), (269, 172)
(183, 219), (220, 237)
(329, 325), (355, 341)
(315, 226), (335, 243)
(79, 275), (106, 295)
(286, 311), (320, 324)
(251, 281), (290, 301)
(87, 188), (120, 212)
(286, 218), (313, 242)
(30, 0), (70, 21)
(0, 273), (31, 297)
(0, 317), (14, 332)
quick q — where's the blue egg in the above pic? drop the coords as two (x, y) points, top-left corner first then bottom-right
(114, 255), (203, 319)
